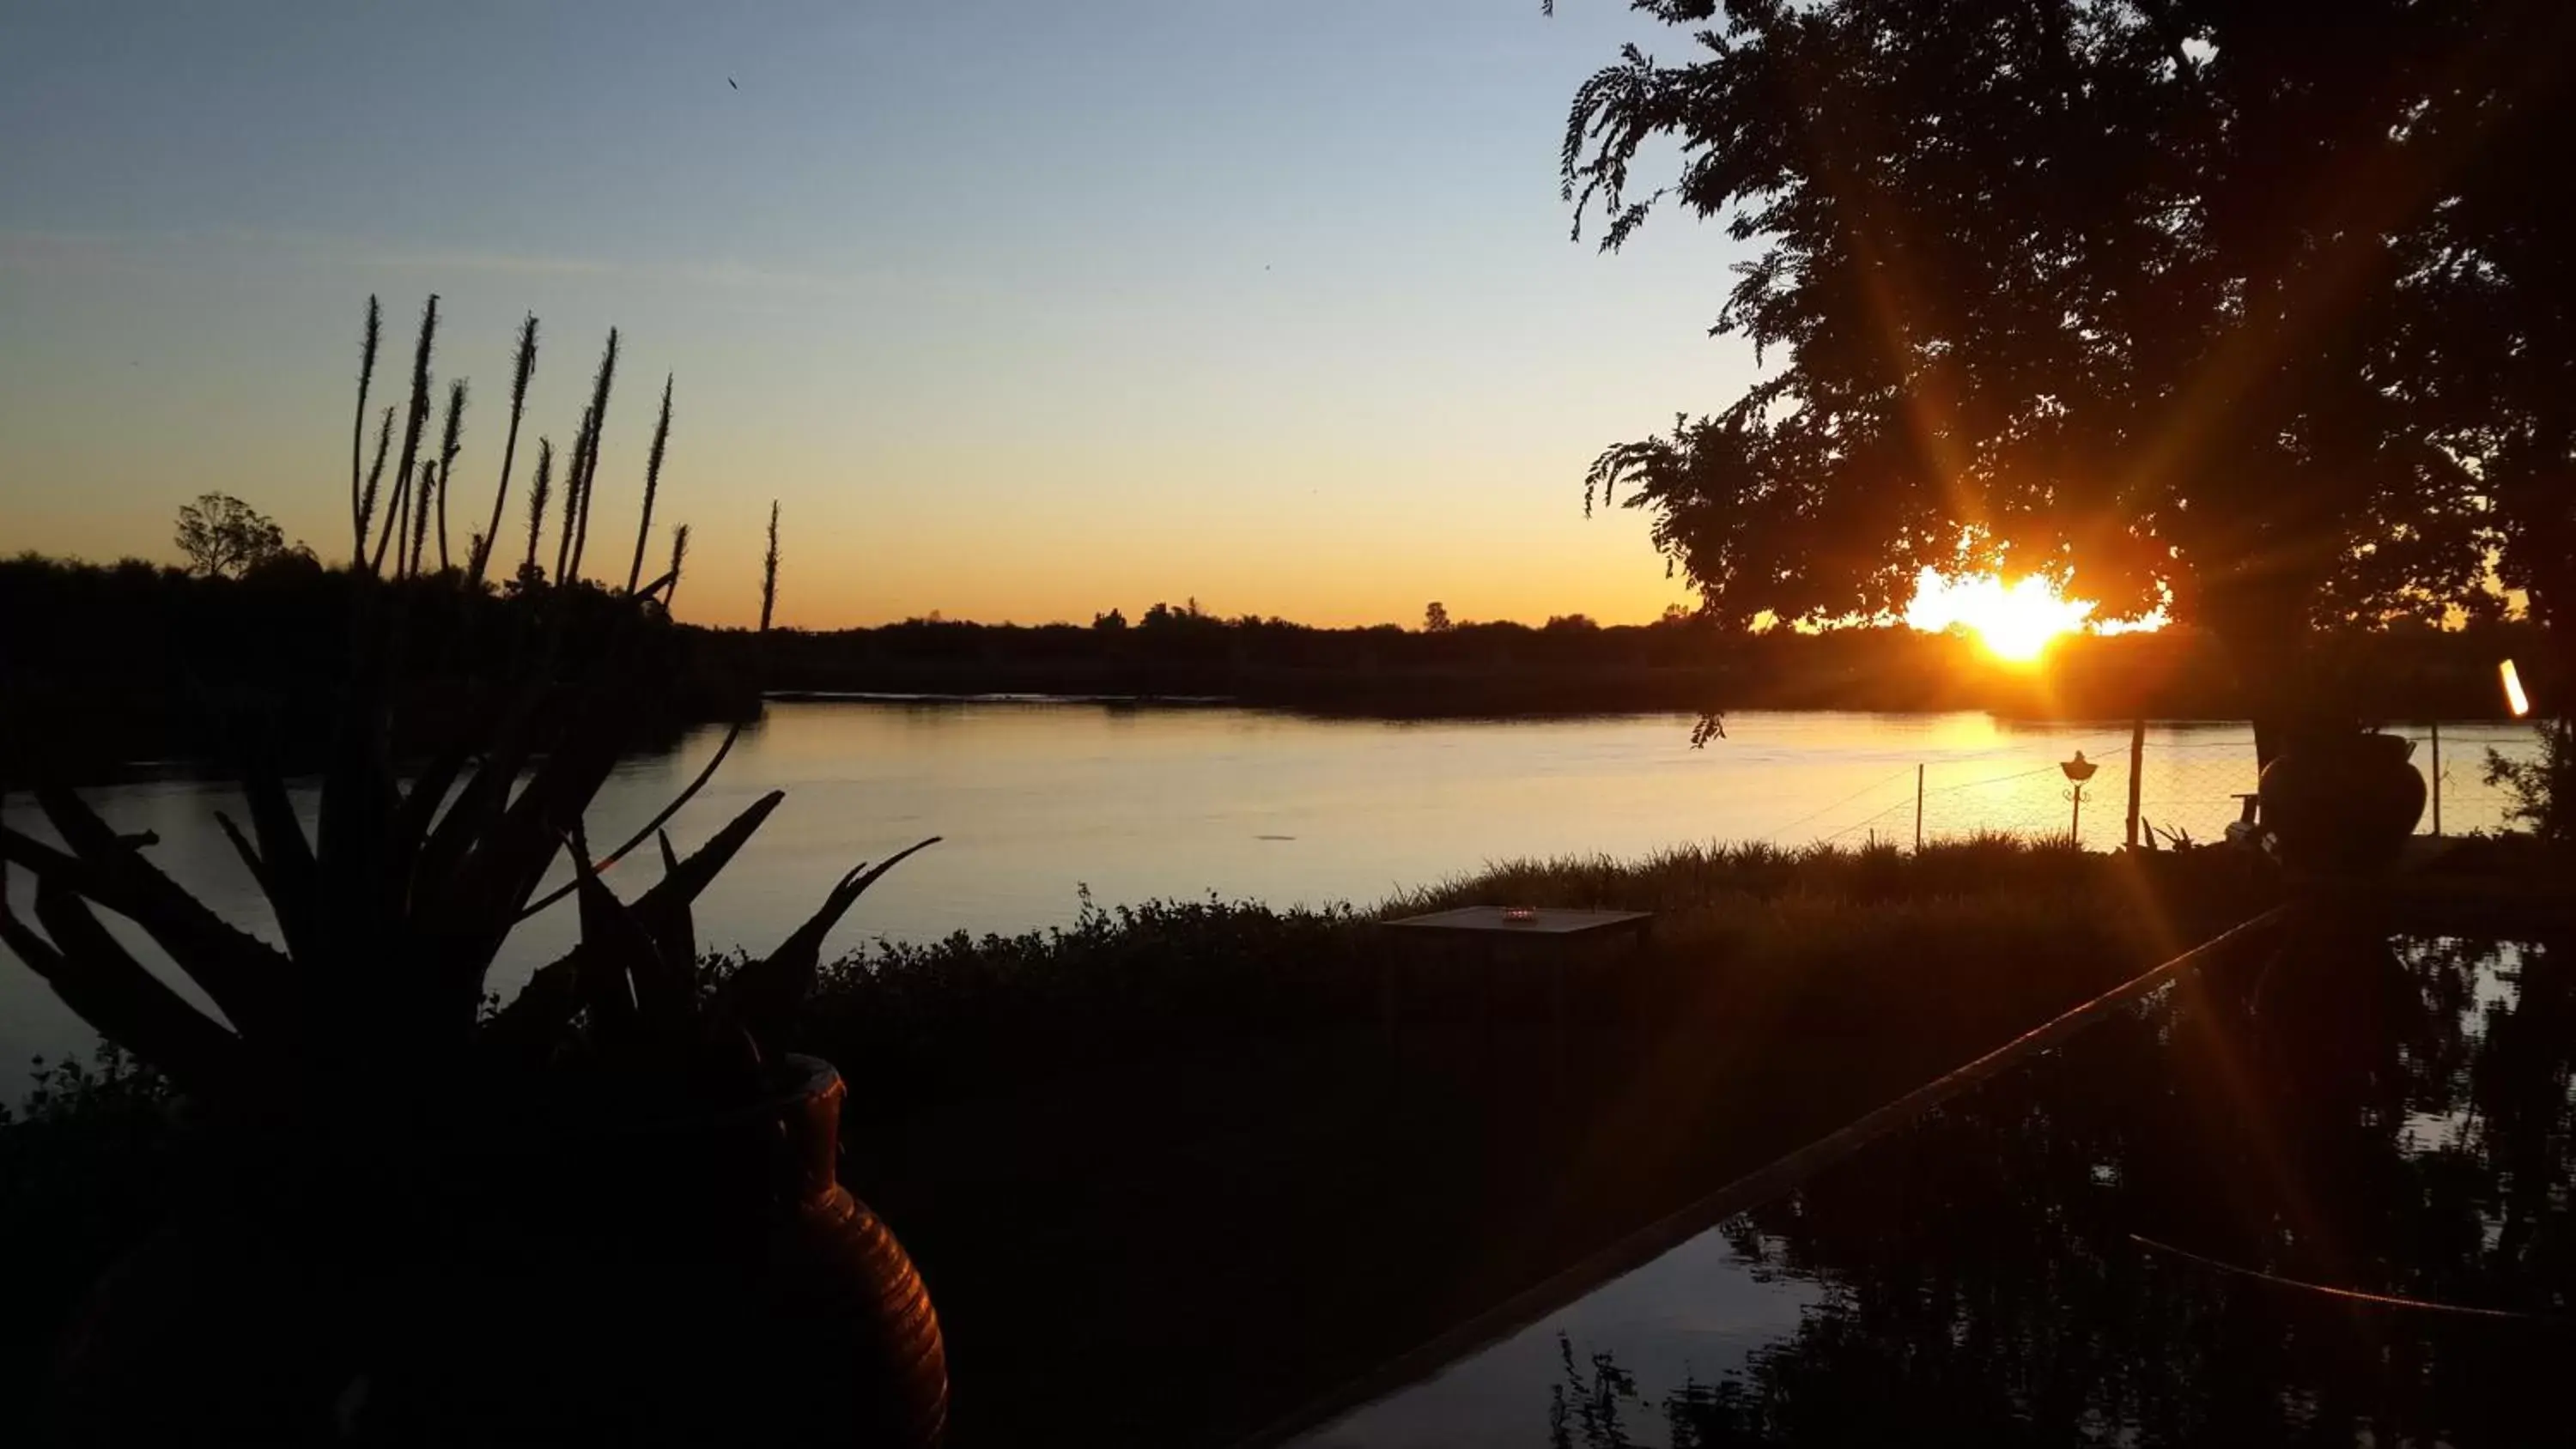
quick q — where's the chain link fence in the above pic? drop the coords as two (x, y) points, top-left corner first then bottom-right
(1794, 722), (2537, 852)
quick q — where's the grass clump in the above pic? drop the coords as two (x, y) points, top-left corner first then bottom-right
(768, 834), (2269, 1122)
(1391, 831), (2094, 915)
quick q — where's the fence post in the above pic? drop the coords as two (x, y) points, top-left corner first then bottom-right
(2125, 718), (2145, 850)
(1915, 762), (1924, 852)
(2430, 719), (2442, 836)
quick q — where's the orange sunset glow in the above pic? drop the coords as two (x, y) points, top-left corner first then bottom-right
(3, 7), (2569, 1449)
(1903, 568), (2108, 663)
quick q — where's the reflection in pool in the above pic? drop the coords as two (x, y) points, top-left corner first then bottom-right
(1302, 934), (2573, 1447)
(1297, 1226), (1820, 1449)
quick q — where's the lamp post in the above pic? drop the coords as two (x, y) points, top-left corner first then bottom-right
(2061, 750), (2099, 846)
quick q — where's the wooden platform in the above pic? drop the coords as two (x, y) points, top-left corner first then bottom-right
(1381, 905), (1654, 939)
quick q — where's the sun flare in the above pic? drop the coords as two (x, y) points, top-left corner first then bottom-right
(1904, 569), (2096, 663)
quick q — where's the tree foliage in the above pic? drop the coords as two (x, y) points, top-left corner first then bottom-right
(2405, 2), (2576, 647)
(1559, 0), (2574, 675)
(173, 493), (287, 579)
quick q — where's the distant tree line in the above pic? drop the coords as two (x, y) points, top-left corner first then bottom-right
(1, 549), (2548, 781)
(751, 595), (2546, 724)
(0, 552), (752, 785)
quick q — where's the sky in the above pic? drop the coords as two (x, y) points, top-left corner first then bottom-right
(0, 1), (1758, 629)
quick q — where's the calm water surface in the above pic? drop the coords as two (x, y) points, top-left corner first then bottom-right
(1, 703), (2539, 1099)
(1298, 936), (2555, 1447)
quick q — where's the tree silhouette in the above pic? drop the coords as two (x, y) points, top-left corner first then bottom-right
(1556, 0), (2567, 753)
(173, 493), (287, 579)
(1425, 601), (1454, 634)
(2403, 3), (2576, 687)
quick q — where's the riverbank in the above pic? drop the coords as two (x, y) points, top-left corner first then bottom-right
(8, 558), (2547, 787)
(3, 836), (2281, 1446)
(752, 611), (2552, 724)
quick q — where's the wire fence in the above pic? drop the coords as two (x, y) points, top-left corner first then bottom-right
(1802, 722), (2534, 852)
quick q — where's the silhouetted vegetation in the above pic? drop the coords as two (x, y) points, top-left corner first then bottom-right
(1554, 0), (2576, 753)
(0, 294), (969, 1443)
(2487, 717), (2576, 846)
(0, 552), (756, 785)
(0, 290), (877, 1154)
(0, 290), (766, 785)
(4, 836), (2283, 1445)
(172, 492), (294, 579)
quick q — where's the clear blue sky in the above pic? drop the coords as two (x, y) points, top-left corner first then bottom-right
(0, 0), (1755, 626)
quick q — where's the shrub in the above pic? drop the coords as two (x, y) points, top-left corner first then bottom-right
(2486, 718), (2575, 846)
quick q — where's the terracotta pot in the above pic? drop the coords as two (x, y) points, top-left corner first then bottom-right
(2257, 731), (2427, 876)
(51, 1056), (946, 1446)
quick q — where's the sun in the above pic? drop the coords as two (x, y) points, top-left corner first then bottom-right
(1904, 568), (2095, 663)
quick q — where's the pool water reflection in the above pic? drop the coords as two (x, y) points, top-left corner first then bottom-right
(1297, 1228), (1820, 1449)
(1299, 932), (2573, 1447)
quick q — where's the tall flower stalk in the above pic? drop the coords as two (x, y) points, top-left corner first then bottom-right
(626, 374), (674, 595)
(356, 404), (393, 558)
(520, 437), (556, 580)
(349, 296), (381, 559)
(566, 330), (620, 583)
(407, 458), (439, 579)
(761, 502), (781, 632)
(432, 378), (469, 575)
(556, 408), (591, 584)
(370, 295), (440, 577)
(471, 315), (540, 587)
(665, 524), (691, 613)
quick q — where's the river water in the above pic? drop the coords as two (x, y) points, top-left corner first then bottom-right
(2, 702), (2542, 1100)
